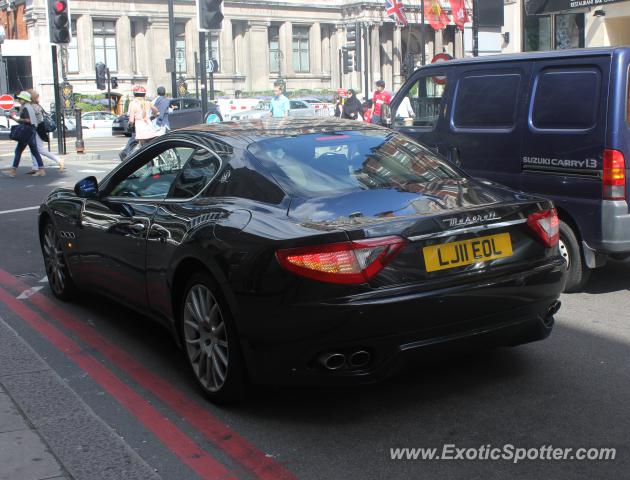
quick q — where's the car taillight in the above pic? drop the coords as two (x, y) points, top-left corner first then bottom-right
(603, 149), (626, 200)
(527, 208), (559, 248)
(276, 236), (406, 284)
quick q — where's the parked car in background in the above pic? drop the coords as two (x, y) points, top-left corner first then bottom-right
(387, 46), (630, 292)
(230, 101), (270, 122)
(82, 111), (118, 130)
(112, 98), (222, 136)
(231, 98), (335, 122)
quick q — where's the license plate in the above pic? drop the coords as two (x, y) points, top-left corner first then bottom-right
(423, 233), (513, 272)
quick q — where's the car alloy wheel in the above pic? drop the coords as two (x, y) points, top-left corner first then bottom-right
(183, 284), (229, 393)
(42, 222), (75, 299)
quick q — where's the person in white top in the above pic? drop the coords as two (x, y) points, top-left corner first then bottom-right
(396, 96), (415, 119)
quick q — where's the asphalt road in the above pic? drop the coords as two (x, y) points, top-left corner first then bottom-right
(0, 135), (629, 480)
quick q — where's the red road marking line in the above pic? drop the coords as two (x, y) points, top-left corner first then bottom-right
(0, 269), (297, 480)
(0, 285), (236, 480)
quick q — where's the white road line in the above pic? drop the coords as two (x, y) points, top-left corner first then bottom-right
(78, 169), (106, 173)
(39, 276), (47, 283)
(17, 286), (43, 300)
(0, 206), (39, 215)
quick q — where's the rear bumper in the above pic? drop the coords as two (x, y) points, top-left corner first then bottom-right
(238, 257), (566, 385)
(592, 200), (630, 254)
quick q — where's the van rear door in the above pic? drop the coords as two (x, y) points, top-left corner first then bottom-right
(520, 56), (610, 247)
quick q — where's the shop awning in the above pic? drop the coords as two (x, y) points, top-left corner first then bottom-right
(525, 0), (628, 15)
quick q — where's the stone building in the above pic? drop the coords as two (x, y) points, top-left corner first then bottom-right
(0, 0), (470, 107)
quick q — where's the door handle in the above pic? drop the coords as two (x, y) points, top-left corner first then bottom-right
(129, 222), (146, 233)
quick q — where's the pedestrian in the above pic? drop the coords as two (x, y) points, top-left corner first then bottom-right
(1, 91), (45, 178)
(333, 94), (343, 118)
(129, 86), (158, 146)
(269, 81), (290, 118)
(27, 89), (64, 172)
(396, 95), (415, 120)
(152, 86), (171, 132)
(370, 80), (392, 125)
(342, 89), (362, 120)
(362, 101), (373, 124)
(120, 85), (158, 161)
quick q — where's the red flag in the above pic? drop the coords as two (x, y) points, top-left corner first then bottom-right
(425, 0), (450, 31)
(449, 0), (469, 30)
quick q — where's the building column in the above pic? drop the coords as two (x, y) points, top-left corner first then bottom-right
(77, 14), (94, 76)
(220, 19), (235, 74)
(233, 21), (245, 75)
(454, 28), (464, 58)
(370, 24), (381, 83)
(393, 24), (402, 90)
(434, 28), (443, 56)
(381, 24), (393, 92)
(279, 21), (293, 78)
(145, 18), (172, 94)
(116, 15), (132, 75)
(331, 23), (343, 89)
(134, 19), (148, 76)
(310, 22), (322, 76)
(321, 25), (331, 75)
(247, 21), (269, 92)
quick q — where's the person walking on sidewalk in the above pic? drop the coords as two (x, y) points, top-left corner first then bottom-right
(152, 86), (171, 132)
(27, 89), (64, 173)
(1, 91), (45, 178)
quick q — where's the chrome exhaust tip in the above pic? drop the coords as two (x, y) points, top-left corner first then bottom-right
(318, 352), (346, 370)
(348, 350), (371, 368)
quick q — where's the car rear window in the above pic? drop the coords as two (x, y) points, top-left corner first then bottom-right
(531, 67), (600, 130)
(247, 130), (462, 197)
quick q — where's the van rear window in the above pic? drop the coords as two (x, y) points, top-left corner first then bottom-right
(531, 67), (600, 130)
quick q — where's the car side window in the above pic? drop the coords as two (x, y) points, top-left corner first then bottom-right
(290, 101), (306, 109)
(394, 75), (446, 128)
(168, 148), (221, 199)
(183, 99), (200, 110)
(109, 146), (195, 200)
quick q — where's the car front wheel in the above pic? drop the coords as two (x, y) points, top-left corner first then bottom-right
(559, 220), (591, 292)
(180, 273), (246, 403)
(41, 221), (77, 301)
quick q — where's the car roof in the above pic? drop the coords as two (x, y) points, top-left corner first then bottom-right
(414, 47), (626, 73)
(176, 118), (386, 147)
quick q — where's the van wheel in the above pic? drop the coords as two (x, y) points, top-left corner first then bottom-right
(559, 220), (591, 292)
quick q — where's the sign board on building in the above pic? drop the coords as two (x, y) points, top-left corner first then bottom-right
(525, 0), (627, 15)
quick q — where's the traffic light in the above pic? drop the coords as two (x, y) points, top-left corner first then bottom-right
(197, 0), (223, 31)
(342, 47), (354, 74)
(111, 77), (119, 89)
(345, 23), (361, 72)
(47, 0), (71, 44)
(95, 62), (107, 90)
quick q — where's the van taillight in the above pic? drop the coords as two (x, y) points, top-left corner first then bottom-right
(603, 149), (626, 201)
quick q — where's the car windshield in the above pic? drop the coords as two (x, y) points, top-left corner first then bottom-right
(248, 130), (462, 196)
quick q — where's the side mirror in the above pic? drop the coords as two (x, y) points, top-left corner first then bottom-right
(381, 104), (392, 127)
(74, 176), (99, 199)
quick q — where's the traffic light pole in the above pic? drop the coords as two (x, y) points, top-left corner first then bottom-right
(106, 68), (112, 112)
(168, 0), (178, 97)
(472, 0), (479, 57)
(51, 45), (65, 155)
(362, 23), (368, 99)
(198, 31), (208, 118)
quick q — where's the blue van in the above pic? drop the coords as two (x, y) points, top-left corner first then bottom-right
(386, 47), (630, 291)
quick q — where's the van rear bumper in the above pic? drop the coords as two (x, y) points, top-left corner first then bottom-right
(595, 200), (630, 253)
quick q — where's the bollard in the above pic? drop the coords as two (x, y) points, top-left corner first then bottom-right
(75, 108), (85, 154)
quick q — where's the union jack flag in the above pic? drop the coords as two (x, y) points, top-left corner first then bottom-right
(386, 0), (408, 27)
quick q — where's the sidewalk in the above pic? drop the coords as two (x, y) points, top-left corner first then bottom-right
(0, 386), (70, 480)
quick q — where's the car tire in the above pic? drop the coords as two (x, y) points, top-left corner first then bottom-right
(41, 221), (77, 301)
(179, 273), (246, 403)
(559, 220), (591, 292)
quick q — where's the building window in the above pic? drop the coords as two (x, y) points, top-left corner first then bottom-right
(175, 24), (186, 75)
(208, 33), (220, 72)
(269, 26), (280, 73)
(93, 20), (117, 71)
(523, 6), (584, 52)
(292, 26), (310, 73)
(67, 19), (79, 73)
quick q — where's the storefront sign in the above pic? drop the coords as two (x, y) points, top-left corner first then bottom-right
(526, 0), (628, 15)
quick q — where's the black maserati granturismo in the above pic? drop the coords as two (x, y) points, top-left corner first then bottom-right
(39, 118), (566, 402)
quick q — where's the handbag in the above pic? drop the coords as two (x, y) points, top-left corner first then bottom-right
(9, 124), (34, 143)
(40, 108), (57, 133)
